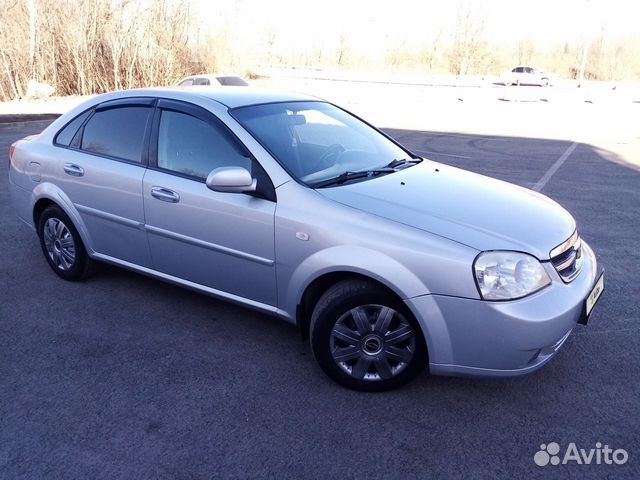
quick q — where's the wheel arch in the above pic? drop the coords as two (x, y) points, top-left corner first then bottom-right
(33, 197), (57, 227)
(31, 183), (94, 254)
(297, 271), (404, 340)
(294, 257), (431, 345)
(287, 246), (432, 339)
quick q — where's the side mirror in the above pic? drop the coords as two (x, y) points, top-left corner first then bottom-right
(205, 166), (257, 193)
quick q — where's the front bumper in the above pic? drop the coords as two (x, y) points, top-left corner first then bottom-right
(405, 240), (599, 377)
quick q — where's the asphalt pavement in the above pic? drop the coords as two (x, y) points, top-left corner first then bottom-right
(1, 121), (638, 479)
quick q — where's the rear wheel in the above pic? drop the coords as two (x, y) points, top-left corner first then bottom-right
(310, 279), (427, 391)
(37, 205), (91, 281)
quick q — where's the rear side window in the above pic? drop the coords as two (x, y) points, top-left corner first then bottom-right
(157, 110), (251, 179)
(54, 110), (91, 146)
(81, 107), (151, 162)
(193, 78), (210, 86)
(178, 79), (194, 86)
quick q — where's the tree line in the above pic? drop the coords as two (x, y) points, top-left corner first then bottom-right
(1, 0), (196, 100)
(1, 0), (638, 102)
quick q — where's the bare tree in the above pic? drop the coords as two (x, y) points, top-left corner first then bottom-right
(517, 39), (535, 66)
(336, 34), (350, 67)
(447, 4), (490, 75)
(0, 0), (196, 100)
(423, 30), (443, 72)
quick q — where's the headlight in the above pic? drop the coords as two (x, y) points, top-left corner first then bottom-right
(474, 251), (551, 300)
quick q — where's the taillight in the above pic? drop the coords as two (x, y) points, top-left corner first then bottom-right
(9, 135), (38, 162)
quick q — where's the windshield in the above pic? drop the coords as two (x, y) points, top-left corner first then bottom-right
(230, 101), (414, 185)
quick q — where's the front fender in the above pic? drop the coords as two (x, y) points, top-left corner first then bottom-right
(283, 245), (430, 318)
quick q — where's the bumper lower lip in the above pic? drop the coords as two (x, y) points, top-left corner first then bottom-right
(428, 329), (572, 378)
(405, 240), (599, 378)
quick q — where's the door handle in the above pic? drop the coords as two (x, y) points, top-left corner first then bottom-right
(63, 163), (84, 177)
(151, 186), (180, 203)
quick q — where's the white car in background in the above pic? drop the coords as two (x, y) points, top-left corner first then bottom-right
(176, 74), (249, 87)
(503, 66), (551, 87)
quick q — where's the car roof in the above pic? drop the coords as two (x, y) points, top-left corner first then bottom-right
(101, 86), (321, 109)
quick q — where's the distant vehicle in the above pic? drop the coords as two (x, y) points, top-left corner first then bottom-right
(176, 74), (249, 87)
(503, 66), (551, 87)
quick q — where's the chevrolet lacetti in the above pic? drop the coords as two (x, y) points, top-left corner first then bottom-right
(8, 88), (604, 391)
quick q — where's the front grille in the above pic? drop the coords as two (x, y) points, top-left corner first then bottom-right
(550, 231), (584, 282)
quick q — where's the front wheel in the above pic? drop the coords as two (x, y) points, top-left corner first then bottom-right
(37, 205), (91, 281)
(310, 279), (427, 391)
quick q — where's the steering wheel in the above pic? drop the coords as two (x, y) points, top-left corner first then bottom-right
(318, 144), (345, 167)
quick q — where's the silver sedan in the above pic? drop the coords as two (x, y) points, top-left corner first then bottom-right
(8, 87), (604, 391)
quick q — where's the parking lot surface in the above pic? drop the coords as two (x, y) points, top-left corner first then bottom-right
(1, 120), (638, 479)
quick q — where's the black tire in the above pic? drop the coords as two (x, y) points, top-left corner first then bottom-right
(37, 205), (91, 281)
(310, 279), (428, 392)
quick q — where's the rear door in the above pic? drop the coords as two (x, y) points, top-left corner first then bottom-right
(142, 99), (277, 305)
(53, 98), (154, 266)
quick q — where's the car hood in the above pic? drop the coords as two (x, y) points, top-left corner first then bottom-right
(317, 161), (575, 259)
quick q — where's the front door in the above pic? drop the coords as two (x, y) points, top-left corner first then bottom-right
(142, 99), (277, 306)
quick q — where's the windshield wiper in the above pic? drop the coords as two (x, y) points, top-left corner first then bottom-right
(311, 158), (422, 188)
(311, 168), (395, 188)
(386, 158), (422, 169)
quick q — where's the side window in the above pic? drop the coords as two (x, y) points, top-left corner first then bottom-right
(193, 78), (209, 86)
(81, 106), (151, 162)
(157, 110), (251, 179)
(178, 79), (194, 86)
(54, 110), (91, 146)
